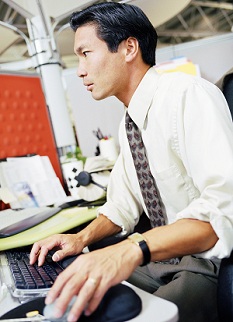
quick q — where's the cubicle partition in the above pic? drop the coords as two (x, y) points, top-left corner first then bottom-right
(0, 72), (63, 184)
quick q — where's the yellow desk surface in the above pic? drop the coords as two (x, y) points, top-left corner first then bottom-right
(0, 207), (97, 251)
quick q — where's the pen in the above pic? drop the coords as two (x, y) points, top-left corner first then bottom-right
(93, 128), (109, 140)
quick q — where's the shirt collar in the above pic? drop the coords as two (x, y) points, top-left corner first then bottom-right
(127, 67), (160, 130)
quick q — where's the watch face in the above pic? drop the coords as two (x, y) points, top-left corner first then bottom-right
(128, 233), (150, 266)
(129, 233), (144, 243)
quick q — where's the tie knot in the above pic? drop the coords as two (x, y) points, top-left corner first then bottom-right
(125, 111), (131, 123)
(125, 112), (137, 132)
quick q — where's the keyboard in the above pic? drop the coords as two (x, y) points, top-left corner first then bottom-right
(5, 247), (64, 298)
(0, 207), (61, 237)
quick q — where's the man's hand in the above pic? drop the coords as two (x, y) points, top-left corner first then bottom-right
(44, 240), (142, 322)
(30, 234), (83, 266)
(29, 214), (121, 267)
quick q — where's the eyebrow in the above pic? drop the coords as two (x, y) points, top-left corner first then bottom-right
(75, 45), (84, 55)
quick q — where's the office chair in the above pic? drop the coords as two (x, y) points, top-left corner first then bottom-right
(217, 71), (233, 321)
(218, 250), (233, 321)
(222, 73), (233, 118)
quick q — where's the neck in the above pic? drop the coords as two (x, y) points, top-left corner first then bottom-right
(117, 64), (150, 107)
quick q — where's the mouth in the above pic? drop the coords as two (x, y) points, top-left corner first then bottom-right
(84, 83), (94, 91)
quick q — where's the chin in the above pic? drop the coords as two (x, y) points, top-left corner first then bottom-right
(91, 92), (109, 101)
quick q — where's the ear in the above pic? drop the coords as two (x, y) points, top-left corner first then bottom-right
(125, 37), (139, 62)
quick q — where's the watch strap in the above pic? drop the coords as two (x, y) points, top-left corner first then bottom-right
(128, 233), (151, 266)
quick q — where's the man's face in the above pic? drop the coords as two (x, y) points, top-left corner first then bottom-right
(74, 24), (127, 101)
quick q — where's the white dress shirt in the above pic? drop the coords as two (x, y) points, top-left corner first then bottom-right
(98, 67), (233, 259)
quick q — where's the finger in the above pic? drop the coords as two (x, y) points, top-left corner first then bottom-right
(40, 236), (69, 266)
(31, 240), (57, 266)
(83, 279), (110, 317)
(29, 242), (41, 264)
(45, 271), (87, 319)
(37, 243), (55, 266)
(45, 263), (82, 305)
(30, 241), (51, 265)
(30, 241), (50, 265)
(52, 248), (73, 262)
(67, 277), (102, 322)
(51, 250), (62, 262)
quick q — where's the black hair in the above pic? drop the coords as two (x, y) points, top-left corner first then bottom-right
(70, 2), (157, 67)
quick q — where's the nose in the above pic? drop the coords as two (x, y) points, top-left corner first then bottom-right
(77, 62), (87, 78)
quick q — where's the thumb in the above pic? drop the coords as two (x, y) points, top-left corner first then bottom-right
(52, 250), (67, 262)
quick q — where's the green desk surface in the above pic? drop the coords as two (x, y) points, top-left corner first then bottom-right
(0, 207), (97, 251)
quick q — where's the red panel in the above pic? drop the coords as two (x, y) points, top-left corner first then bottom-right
(0, 73), (63, 185)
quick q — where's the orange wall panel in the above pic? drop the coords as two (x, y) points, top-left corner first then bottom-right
(0, 73), (63, 184)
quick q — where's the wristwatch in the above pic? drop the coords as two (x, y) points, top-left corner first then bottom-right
(128, 232), (151, 266)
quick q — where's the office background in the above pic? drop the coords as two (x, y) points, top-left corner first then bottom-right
(0, 0), (233, 177)
(0, 2), (232, 319)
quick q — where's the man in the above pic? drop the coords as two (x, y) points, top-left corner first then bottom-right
(30, 2), (233, 321)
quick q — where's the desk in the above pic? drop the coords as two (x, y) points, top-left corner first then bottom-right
(0, 256), (178, 322)
(124, 282), (179, 322)
(0, 208), (178, 321)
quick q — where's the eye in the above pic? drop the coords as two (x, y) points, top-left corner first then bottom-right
(83, 51), (89, 57)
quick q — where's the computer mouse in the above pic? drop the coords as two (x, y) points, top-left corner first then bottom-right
(43, 284), (142, 322)
(2, 284), (142, 321)
(43, 296), (77, 321)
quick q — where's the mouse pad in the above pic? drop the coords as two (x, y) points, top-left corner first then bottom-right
(0, 284), (142, 321)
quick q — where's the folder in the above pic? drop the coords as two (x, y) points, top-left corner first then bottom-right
(0, 207), (96, 251)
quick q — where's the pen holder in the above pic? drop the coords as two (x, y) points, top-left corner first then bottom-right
(99, 137), (118, 161)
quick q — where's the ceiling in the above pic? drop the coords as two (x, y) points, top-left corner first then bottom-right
(157, 0), (233, 45)
(0, 0), (232, 70)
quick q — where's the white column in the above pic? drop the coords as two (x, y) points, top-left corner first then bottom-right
(26, 2), (76, 148)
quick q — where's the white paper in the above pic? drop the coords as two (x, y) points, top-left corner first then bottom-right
(0, 155), (66, 208)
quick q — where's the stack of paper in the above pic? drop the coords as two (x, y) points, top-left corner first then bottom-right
(155, 56), (200, 76)
(0, 155), (66, 208)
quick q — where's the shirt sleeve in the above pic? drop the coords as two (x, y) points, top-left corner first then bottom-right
(97, 121), (144, 234)
(175, 78), (233, 259)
